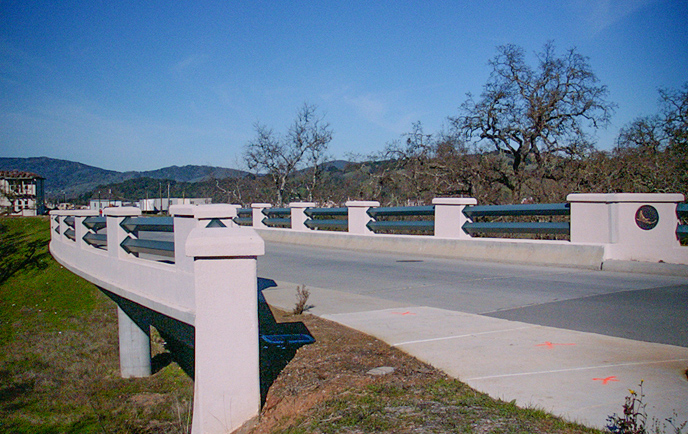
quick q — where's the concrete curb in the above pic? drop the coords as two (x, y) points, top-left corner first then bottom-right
(256, 228), (605, 270)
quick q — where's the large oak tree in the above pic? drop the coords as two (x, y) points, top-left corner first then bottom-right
(451, 42), (615, 199)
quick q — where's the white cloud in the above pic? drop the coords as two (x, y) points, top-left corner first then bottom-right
(575, 0), (657, 35)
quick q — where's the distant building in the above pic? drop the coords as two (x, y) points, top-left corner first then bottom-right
(89, 199), (124, 211)
(0, 171), (46, 216)
(138, 197), (211, 213)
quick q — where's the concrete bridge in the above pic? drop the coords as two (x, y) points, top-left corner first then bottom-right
(49, 193), (688, 433)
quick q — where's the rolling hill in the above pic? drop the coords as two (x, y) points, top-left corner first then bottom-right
(0, 157), (249, 198)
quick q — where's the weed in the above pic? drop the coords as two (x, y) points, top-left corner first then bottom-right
(292, 284), (311, 315)
(607, 380), (687, 434)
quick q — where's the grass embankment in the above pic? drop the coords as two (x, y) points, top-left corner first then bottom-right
(0, 217), (604, 434)
(0, 217), (193, 433)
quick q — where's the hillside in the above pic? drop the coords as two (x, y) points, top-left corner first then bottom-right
(0, 157), (248, 198)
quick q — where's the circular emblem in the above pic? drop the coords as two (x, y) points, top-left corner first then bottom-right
(635, 205), (659, 230)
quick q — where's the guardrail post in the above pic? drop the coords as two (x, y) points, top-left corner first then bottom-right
(74, 210), (99, 249)
(170, 204), (240, 273)
(103, 207), (152, 377)
(49, 211), (60, 237)
(104, 207), (142, 259)
(290, 202), (315, 231)
(567, 193), (687, 263)
(58, 213), (69, 242)
(432, 197), (477, 239)
(346, 201), (379, 234)
(251, 203), (272, 228)
(186, 226), (264, 434)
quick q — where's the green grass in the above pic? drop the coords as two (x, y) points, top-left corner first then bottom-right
(295, 378), (603, 434)
(0, 217), (193, 433)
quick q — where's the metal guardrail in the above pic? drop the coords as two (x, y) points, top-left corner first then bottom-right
(367, 205), (434, 218)
(367, 220), (434, 232)
(120, 216), (175, 259)
(234, 208), (253, 226)
(82, 216), (108, 249)
(64, 228), (75, 241)
(366, 205), (435, 233)
(83, 232), (107, 248)
(463, 203), (570, 217)
(305, 207), (348, 217)
(463, 221), (570, 235)
(304, 207), (348, 231)
(83, 216), (106, 231)
(262, 208), (291, 228)
(121, 237), (175, 258)
(462, 203), (570, 236)
(121, 216), (174, 234)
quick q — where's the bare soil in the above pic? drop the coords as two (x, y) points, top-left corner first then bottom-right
(250, 306), (602, 434)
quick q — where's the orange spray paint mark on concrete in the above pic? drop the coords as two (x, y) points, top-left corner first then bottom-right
(536, 341), (576, 349)
(593, 376), (619, 385)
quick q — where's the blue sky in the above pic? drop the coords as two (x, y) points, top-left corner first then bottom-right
(1, 0), (686, 172)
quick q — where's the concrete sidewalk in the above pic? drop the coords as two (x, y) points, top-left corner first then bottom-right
(261, 280), (688, 430)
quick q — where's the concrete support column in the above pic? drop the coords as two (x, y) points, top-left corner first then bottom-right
(186, 226), (265, 434)
(432, 197), (477, 239)
(251, 203), (272, 228)
(116, 306), (152, 378)
(103, 207), (151, 377)
(567, 193), (687, 263)
(290, 201), (316, 231)
(346, 201), (379, 234)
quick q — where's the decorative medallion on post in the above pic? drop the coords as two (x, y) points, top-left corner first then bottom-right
(635, 205), (659, 230)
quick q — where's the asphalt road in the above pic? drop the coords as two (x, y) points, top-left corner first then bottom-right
(258, 241), (688, 348)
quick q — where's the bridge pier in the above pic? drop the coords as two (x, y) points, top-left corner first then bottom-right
(116, 306), (152, 378)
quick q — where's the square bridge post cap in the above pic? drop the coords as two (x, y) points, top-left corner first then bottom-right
(251, 203), (272, 208)
(185, 226), (265, 258)
(170, 204), (238, 219)
(345, 200), (380, 207)
(567, 193), (685, 203)
(432, 198), (478, 205)
(289, 201), (316, 207)
(103, 207), (142, 216)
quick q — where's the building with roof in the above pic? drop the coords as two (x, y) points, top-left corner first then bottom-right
(0, 171), (46, 216)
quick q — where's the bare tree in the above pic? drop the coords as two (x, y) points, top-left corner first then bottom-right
(244, 103), (333, 205)
(288, 104), (333, 202)
(450, 42), (615, 200)
(612, 83), (688, 195)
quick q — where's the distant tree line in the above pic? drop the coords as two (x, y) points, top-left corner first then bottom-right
(87, 43), (686, 208)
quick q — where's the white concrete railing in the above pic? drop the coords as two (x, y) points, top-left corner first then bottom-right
(246, 193), (688, 268)
(49, 204), (263, 434)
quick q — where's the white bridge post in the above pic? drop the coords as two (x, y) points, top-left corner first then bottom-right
(432, 197), (477, 238)
(290, 201), (315, 231)
(186, 224), (265, 434)
(104, 207), (152, 378)
(346, 200), (379, 234)
(251, 203), (272, 228)
(568, 193), (687, 264)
